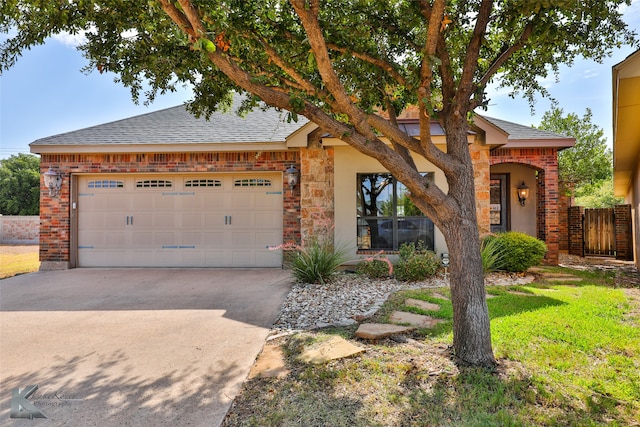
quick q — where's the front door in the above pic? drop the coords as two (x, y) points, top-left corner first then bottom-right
(490, 174), (509, 233)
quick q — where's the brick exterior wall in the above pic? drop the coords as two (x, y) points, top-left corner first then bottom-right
(490, 147), (560, 264)
(615, 204), (633, 261)
(39, 151), (300, 269)
(299, 134), (335, 247)
(0, 216), (39, 244)
(568, 206), (585, 257)
(557, 182), (573, 252)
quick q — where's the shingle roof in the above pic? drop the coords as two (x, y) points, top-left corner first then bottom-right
(31, 98), (307, 146)
(30, 100), (569, 150)
(479, 116), (570, 141)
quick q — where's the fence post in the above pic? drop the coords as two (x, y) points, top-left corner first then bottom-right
(568, 206), (585, 257)
(614, 204), (633, 261)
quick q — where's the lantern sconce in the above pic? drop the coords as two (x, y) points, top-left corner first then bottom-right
(285, 165), (299, 194)
(43, 166), (62, 197)
(517, 181), (530, 207)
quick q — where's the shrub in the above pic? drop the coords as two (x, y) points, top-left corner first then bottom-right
(355, 258), (392, 279)
(286, 239), (347, 284)
(492, 232), (547, 272)
(394, 242), (440, 282)
(481, 234), (507, 273)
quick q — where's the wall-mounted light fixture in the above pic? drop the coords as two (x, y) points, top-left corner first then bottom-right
(285, 165), (299, 194)
(43, 166), (62, 197)
(517, 181), (530, 206)
(441, 252), (450, 267)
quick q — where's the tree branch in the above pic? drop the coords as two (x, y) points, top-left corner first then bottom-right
(457, 0), (493, 104)
(326, 43), (408, 87)
(158, 0), (195, 39)
(475, 19), (536, 96)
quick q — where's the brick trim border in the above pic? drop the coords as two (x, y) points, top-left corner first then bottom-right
(39, 151), (301, 267)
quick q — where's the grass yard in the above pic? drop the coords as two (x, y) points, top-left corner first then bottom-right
(223, 267), (640, 426)
(0, 245), (40, 279)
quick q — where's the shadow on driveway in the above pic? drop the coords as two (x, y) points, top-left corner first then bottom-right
(0, 268), (292, 426)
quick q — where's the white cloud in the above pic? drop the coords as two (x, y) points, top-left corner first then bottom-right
(51, 30), (89, 47)
(583, 68), (599, 79)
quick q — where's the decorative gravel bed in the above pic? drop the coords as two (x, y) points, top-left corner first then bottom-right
(271, 271), (535, 332)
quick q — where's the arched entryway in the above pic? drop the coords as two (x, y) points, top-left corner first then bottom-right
(489, 148), (560, 264)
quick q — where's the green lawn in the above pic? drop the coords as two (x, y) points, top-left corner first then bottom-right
(0, 247), (40, 279)
(223, 269), (640, 426)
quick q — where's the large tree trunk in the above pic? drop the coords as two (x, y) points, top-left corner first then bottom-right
(439, 114), (496, 368)
(442, 218), (495, 367)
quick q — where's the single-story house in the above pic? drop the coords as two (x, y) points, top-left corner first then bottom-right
(613, 48), (640, 268)
(31, 98), (574, 270)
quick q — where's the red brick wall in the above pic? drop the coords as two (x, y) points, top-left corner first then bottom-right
(615, 204), (633, 261)
(39, 151), (300, 267)
(0, 216), (39, 244)
(557, 182), (573, 252)
(568, 206), (585, 257)
(490, 147), (560, 264)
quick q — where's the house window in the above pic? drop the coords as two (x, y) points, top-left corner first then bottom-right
(356, 173), (435, 251)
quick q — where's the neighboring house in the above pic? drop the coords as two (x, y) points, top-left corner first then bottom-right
(613, 49), (640, 268)
(31, 98), (573, 270)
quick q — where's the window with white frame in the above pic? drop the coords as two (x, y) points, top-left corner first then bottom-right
(356, 173), (434, 251)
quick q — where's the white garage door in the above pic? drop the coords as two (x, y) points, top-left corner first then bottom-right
(77, 173), (283, 267)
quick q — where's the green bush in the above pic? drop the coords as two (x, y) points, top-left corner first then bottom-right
(287, 240), (347, 284)
(355, 258), (392, 279)
(492, 232), (547, 272)
(394, 242), (440, 282)
(481, 234), (507, 273)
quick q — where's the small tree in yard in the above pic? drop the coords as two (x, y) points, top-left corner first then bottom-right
(0, 153), (40, 215)
(2, 0), (636, 367)
(537, 105), (623, 207)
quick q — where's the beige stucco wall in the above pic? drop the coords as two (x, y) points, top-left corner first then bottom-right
(489, 163), (537, 237)
(332, 145), (448, 261)
(627, 159), (640, 268)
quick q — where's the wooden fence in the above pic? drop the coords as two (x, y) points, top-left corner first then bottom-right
(568, 205), (632, 260)
(583, 208), (615, 256)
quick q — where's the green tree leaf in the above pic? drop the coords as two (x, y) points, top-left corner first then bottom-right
(0, 154), (40, 215)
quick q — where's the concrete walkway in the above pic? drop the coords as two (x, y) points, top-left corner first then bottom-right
(0, 268), (292, 426)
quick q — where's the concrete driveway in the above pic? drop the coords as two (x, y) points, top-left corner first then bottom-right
(0, 268), (292, 426)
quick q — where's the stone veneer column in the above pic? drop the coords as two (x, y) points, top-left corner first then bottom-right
(470, 139), (491, 235)
(299, 138), (335, 247)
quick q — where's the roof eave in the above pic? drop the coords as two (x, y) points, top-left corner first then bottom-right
(30, 142), (290, 155)
(499, 139), (575, 149)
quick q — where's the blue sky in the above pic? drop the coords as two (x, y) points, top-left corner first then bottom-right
(1, 3), (639, 160)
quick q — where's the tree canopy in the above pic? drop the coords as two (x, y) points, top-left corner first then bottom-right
(2, 0), (636, 367)
(537, 105), (623, 207)
(537, 105), (612, 188)
(0, 153), (40, 215)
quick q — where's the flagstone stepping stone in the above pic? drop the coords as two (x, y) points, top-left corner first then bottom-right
(297, 335), (365, 364)
(485, 293), (496, 299)
(390, 311), (445, 327)
(355, 323), (414, 340)
(248, 342), (290, 379)
(405, 298), (440, 311)
(431, 292), (450, 300)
